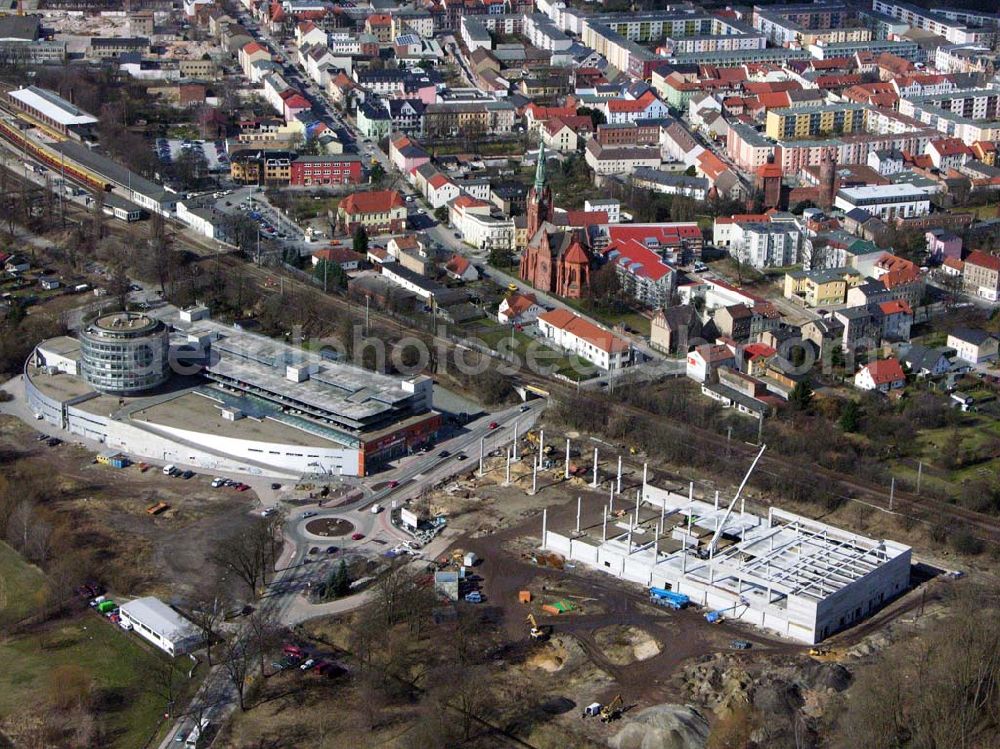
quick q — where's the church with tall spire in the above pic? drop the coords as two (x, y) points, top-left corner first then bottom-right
(518, 145), (591, 299)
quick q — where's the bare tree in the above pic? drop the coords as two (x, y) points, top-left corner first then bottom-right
(220, 632), (256, 711)
(210, 520), (273, 601)
(6, 499), (34, 553)
(186, 590), (228, 667)
(245, 607), (283, 677)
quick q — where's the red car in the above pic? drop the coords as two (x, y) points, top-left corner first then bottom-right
(387, 480), (399, 489)
(488, 422), (499, 429)
(351, 532), (365, 541)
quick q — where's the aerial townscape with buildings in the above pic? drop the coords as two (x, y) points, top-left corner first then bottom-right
(1, 0), (1000, 746)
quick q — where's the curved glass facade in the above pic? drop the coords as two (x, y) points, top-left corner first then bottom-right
(79, 313), (170, 395)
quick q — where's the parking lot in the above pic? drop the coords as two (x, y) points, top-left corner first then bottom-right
(153, 137), (230, 173)
(211, 186), (310, 250)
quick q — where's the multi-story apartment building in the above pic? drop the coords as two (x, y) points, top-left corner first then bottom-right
(963, 251), (1000, 301)
(872, 0), (994, 45)
(765, 104), (866, 139)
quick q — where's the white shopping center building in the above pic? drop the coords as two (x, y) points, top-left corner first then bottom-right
(26, 306), (441, 478)
(541, 479), (911, 644)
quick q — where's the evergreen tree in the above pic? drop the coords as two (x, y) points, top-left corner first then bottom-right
(789, 379), (814, 411)
(839, 399), (860, 432)
(353, 225), (369, 254)
(333, 559), (350, 597)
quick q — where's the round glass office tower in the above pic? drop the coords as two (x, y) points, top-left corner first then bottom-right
(79, 312), (170, 395)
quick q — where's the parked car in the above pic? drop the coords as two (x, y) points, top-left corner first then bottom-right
(181, 470), (195, 480)
(351, 532), (365, 541)
(299, 658), (316, 671)
(731, 639), (752, 650)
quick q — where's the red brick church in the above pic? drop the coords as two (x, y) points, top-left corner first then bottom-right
(518, 145), (591, 299)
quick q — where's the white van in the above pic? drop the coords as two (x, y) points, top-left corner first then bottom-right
(162, 464), (176, 475)
(185, 718), (210, 747)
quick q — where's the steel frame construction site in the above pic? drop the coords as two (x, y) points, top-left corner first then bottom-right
(540, 464), (911, 644)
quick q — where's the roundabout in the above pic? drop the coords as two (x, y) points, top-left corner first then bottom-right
(304, 517), (356, 538)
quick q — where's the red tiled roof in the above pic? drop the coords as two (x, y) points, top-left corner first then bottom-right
(452, 194), (488, 210)
(539, 309), (631, 353)
(862, 358), (905, 385)
(561, 210), (608, 228)
(754, 91), (791, 110)
(967, 251), (1000, 272)
(604, 240), (674, 282)
(314, 246), (359, 264)
(445, 254), (472, 275)
(242, 42), (267, 55)
(503, 292), (539, 315)
(695, 343), (735, 364)
(428, 174), (451, 190)
(930, 138), (971, 157)
(743, 81), (801, 95)
(341, 190), (405, 215)
(879, 300), (912, 316)
(744, 342), (776, 359)
(283, 94), (311, 110)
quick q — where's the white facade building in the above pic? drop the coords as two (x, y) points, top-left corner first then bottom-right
(118, 597), (203, 656)
(537, 309), (633, 371)
(729, 222), (802, 270)
(834, 184), (932, 221)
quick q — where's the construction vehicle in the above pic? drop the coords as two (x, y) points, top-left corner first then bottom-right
(600, 695), (623, 723)
(527, 613), (548, 641)
(649, 587), (689, 610)
(705, 596), (749, 624)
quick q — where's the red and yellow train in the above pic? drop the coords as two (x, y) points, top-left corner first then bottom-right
(0, 117), (112, 193)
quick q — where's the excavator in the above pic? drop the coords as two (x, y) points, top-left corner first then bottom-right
(527, 613), (549, 641)
(600, 695), (624, 723)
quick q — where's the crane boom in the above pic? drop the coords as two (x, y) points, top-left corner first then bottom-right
(706, 444), (766, 557)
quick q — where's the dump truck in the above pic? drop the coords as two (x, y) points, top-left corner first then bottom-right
(649, 587), (689, 610)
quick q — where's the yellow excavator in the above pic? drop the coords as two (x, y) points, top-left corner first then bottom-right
(527, 614), (548, 641)
(600, 695), (623, 723)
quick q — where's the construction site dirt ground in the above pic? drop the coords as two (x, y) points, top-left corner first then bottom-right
(0, 414), (261, 599)
(398, 433), (961, 725)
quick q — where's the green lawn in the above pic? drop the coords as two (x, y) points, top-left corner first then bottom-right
(0, 615), (199, 748)
(0, 541), (47, 625)
(0, 544), (197, 748)
(962, 203), (1000, 220)
(289, 196), (339, 222)
(889, 415), (1000, 493)
(465, 322), (597, 381)
(560, 297), (652, 337)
